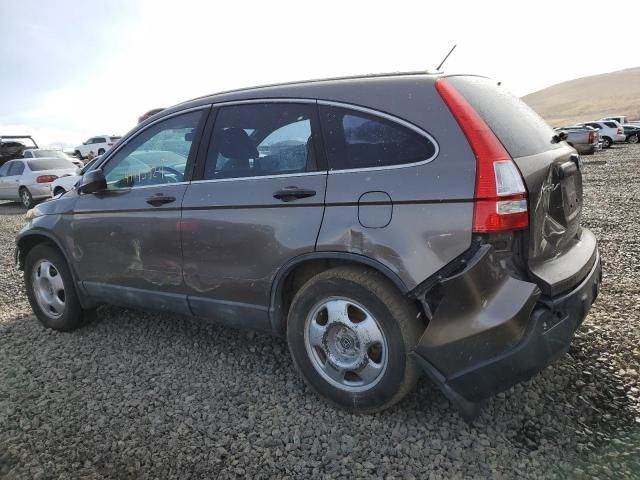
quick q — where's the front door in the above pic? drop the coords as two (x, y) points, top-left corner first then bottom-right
(181, 102), (327, 331)
(66, 108), (208, 314)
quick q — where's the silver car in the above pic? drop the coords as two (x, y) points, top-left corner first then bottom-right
(0, 158), (78, 208)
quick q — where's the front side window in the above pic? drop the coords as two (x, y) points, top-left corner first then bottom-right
(203, 103), (317, 180)
(102, 110), (203, 190)
(319, 105), (436, 170)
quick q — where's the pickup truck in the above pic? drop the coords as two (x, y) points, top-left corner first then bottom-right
(0, 135), (38, 167)
(555, 125), (600, 154)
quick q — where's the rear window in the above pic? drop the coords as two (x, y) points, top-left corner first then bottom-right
(27, 158), (75, 171)
(447, 76), (560, 158)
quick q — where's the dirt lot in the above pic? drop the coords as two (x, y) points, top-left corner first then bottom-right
(1, 145), (639, 479)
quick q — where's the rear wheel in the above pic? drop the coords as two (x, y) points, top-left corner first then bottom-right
(286, 266), (424, 412)
(24, 244), (84, 331)
(19, 187), (34, 208)
(628, 134), (639, 144)
(602, 136), (613, 148)
(98, 148), (105, 155)
(53, 187), (66, 196)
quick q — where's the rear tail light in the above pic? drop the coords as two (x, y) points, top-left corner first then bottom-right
(588, 131), (594, 143)
(107, 143), (113, 146)
(36, 175), (58, 183)
(435, 79), (528, 233)
(618, 128), (623, 134)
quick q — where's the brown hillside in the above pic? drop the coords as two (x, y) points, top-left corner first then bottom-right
(522, 67), (640, 127)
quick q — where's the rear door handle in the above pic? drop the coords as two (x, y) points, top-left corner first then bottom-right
(146, 194), (176, 207)
(273, 187), (316, 202)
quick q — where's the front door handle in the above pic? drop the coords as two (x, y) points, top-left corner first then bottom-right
(273, 187), (316, 202)
(146, 194), (176, 207)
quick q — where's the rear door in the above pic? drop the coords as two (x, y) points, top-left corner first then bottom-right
(0, 162), (14, 199)
(67, 108), (208, 313)
(181, 101), (327, 331)
(3, 161), (25, 199)
(447, 76), (597, 295)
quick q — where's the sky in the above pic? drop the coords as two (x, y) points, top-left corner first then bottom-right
(1, 0), (637, 147)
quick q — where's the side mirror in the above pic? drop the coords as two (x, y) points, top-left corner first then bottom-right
(77, 169), (107, 194)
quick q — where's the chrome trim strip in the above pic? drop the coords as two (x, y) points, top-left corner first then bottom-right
(210, 98), (316, 107)
(104, 181), (191, 192)
(189, 171), (326, 185)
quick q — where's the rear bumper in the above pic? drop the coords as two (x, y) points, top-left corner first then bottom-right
(26, 183), (53, 199)
(573, 143), (596, 155)
(410, 242), (601, 418)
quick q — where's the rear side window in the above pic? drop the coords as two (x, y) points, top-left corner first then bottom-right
(8, 162), (25, 175)
(203, 103), (318, 180)
(604, 122), (618, 128)
(447, 76), (560, 158)
(319, 106), (436, 170)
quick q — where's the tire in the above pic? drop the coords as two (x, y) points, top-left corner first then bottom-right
(628, 134), (639, 144)
(602, 136), (613, 148)
(53, 187), (66, 196)
(74, 150), (83, 159)
(98, 148), (105, 155)
(19, 187), (34, 208)
(286, 266), (424, 413)
(24, 244), (84, 331)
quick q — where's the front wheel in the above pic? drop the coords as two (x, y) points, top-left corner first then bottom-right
(628, 134), (639, 144)
(20, 187), (34, 208)
(74, 150), (83, 159)
(287, 266), (424, 412)
(24, 244), (85, 331)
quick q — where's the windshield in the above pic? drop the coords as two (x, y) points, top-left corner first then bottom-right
(27, 158), (76, 171)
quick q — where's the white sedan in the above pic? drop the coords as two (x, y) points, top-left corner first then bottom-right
(50, 157), (100, 196)
(0, 158), (79, 208)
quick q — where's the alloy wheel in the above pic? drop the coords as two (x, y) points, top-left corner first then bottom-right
(32, 260), (66, 318)
(304, 297), (388, 392)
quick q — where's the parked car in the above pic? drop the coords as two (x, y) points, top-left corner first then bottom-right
(15, 73), (601, 418)
(0, 135), (38, 166)
(554, 125), (600, 154)
(0, 157), (78, 208)
(21, 149), (83, 167)
(600, 115), (628, 125)
(622, 124), (640, 143)
(138, 108), (165, 124)
(50, 157), (99, 196)
(577, 120), (625, 147)
(74, 136), (121, 159)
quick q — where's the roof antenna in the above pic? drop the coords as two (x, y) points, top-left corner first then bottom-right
(436, 44), (457, 71)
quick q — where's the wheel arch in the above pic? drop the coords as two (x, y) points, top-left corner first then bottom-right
(269, 252), (409, 335)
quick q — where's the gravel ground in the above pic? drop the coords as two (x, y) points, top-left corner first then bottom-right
(1, 145), (639, 479)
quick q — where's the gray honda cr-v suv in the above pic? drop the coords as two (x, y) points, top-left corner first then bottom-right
(16, 72), (601, 418)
